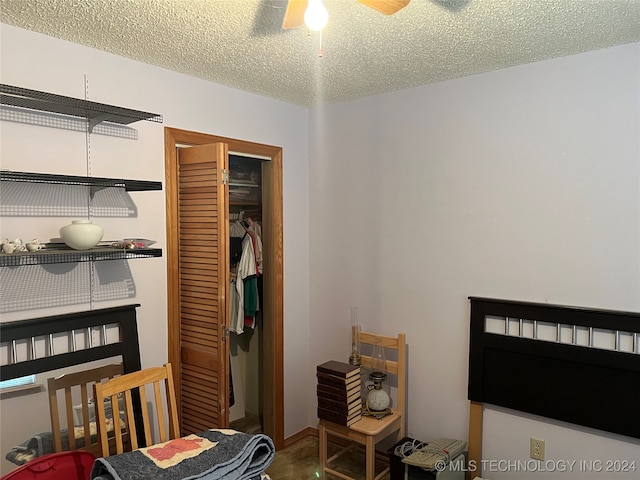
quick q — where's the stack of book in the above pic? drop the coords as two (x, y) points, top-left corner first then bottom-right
(316, 360), (362, 426)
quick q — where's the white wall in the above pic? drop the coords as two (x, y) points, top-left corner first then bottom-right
(0, 23), (310, 473)
(309, 43), (640, 478)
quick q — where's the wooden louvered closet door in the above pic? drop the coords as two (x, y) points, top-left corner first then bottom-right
(175, 143), (229, 434)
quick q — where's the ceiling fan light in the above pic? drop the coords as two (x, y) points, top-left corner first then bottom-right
(304, 0), (329, 31)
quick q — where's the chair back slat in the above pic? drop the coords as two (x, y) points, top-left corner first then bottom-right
(48, 385), (63, 453)
(359, 356), (399, 375)
(79, 383), (91, 449)
(139, 386), (154, 446)
(64, 387), (76, 450)
(113, 393), (127, 452)
(154, 380), (169, 443)
(359, 331), (401, 349)
(165, 367), (180, 436)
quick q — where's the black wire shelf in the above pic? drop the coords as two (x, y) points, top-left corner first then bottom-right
(0, 246), (162, 267)
(0, 84), (163, 128)
(1, 170), (162, 192)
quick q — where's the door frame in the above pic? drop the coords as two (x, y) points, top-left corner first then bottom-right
(164, 127), (284, 449)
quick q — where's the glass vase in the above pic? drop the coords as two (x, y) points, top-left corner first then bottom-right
(348, 307), (361, 366)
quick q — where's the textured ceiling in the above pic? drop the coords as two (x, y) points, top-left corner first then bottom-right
(1, 0), (639, 107)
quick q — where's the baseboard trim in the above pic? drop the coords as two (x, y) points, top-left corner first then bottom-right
(284, 426), (318, 448)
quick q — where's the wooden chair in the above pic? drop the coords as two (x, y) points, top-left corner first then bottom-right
(319, 331), (407, 480)
(93, 363), (180, 457)
(47, 363), (123, 455)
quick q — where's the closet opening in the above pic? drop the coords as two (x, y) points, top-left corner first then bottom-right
(164, 127), (284, 450)
(228, 153), (266, 435)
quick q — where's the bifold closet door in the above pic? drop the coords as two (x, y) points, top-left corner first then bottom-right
(175, 143), (230, 434)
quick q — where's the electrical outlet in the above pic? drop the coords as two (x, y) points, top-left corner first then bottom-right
(530, 437), (545, 461)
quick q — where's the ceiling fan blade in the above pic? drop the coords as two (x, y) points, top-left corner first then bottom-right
(357, 0), (410, 15)
(282, 0), (308, 29)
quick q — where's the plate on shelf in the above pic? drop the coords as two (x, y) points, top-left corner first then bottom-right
(124, 238), (156, 247)
(109, 238), (157, 249)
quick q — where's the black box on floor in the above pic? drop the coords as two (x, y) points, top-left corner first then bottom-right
(388, 437), (436, 480)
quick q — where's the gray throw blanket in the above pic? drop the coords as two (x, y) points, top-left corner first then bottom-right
(90, 429), (275, 480)
(5, 431), (57, 465)
(5, 429), (89, 465)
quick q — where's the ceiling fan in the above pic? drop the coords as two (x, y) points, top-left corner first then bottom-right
(281, 0), (410, 30)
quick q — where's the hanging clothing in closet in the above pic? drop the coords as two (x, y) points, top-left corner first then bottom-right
(229, 219), (263, 334)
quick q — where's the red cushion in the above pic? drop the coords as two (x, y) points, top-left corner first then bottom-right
(1, 451), (95, 480)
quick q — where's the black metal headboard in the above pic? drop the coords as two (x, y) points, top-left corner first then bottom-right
(468, 297), (640, 439)
(1, 304), (142, 381)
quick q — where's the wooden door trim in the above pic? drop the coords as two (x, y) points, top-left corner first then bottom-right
(165, 127), (284, 449)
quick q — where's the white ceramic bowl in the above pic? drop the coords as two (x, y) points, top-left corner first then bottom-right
(60, 220), (104, 250)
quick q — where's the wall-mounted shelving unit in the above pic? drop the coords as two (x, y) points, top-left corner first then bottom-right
(0, 246), (162, 267)
(0, 84), (163, 132)
(0, 83), (164, 269)
(1, 170), (162, 192)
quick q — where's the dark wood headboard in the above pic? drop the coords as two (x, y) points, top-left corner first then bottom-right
(1, 304), (148, 453)
(1, 304), (142, 381)
(467, 297), (640, 475)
